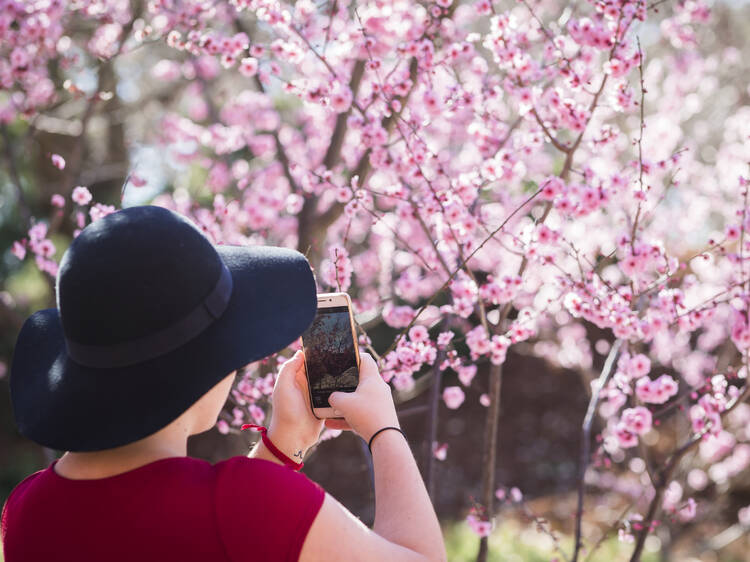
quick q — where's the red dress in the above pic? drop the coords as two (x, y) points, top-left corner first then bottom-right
(1, 456), (325, 562)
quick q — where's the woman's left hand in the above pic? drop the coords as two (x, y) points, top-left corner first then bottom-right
(266, 350), (324, 460)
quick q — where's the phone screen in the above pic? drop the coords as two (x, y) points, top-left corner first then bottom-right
(302, 305), (359, 408)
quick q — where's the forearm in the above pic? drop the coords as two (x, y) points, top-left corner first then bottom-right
(370, 430), (446, 561)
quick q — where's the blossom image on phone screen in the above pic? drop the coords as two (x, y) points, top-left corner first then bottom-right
(302, 306), (359, 408)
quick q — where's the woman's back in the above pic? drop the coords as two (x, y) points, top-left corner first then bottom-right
(1, 456), (324, 562)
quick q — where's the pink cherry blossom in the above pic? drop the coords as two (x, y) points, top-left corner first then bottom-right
(678, 498), (697, 522)
(620, 407), (653, 436)
(329, 85), (353, 113)
(321, 245), (353, 292)
(475, 0), (492, 16)
(466, 325), (491, 359)
(28, 223), (47, 242)
(129, 174), (147, 188)
(382, 304), (416, 329)
(249, 404), (265, 425)
(409, 325), (429, 343)
(457, 364), (477, 387)
(71, 186), (92, 206)
(443, 386), (465, 409)
(466, 514), (492, 537)
(11, 241), (26, 260)
(626, 354), (651, 379)
(686, 470), (708, 493)
(437, 331), (454, 348)
(239, 57), (258, 77)
(50, 194), (65, 208)
(730, 308), (750, 352)
(662, 481), (683, 512)
(89, 203), (116, 222)
(635, 374), (679, 404)
(216, 420), (230, 435)
(50, 154), (65, 170)
(432, 442), (448, 460)
(615, 423), (639, 449)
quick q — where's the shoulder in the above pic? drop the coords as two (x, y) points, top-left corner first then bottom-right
(4, 469), (44, 502)
(213, 456), (324, 513)
(213, 456), (325, 562)
(3, 466), (46, 511)
(1, 468), (45, 540)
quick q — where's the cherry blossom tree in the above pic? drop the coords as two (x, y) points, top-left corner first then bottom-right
(2, 0), (750, 560)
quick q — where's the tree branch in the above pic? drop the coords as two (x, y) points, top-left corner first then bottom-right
(572, 339), (623, 561)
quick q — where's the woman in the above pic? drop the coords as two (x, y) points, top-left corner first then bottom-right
(1, 205), (446, 562)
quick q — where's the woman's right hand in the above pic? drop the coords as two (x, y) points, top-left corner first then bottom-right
(326, 352), (400, 442)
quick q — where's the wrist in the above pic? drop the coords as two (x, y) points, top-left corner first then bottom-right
(367, 425), (406, 453)
(243, 423), (305, 469)
(267, 424), (307, 462)
(364, 419), (401, 443)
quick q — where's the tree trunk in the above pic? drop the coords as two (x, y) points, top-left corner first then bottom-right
(476, 362), (503, 562)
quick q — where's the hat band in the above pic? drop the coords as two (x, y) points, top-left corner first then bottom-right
(65, 263), (234, 369)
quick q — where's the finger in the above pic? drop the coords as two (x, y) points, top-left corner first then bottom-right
(293, 362), (315, 412)
(284, 349), (304, 368)
(293, 358), (310, 391)
(275, 350), (304, 390)
(356, 352), (379, 380)
(324, 419), (352, 431)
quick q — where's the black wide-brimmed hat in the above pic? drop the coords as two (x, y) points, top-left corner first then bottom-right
(10, 205), (317, 452)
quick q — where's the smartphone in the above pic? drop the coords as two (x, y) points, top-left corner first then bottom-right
(301, 292), (360, 419)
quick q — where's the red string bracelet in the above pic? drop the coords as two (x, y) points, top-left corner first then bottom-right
(241, 423), (304, 471)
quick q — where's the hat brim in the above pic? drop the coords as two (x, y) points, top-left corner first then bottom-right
(10, 245), (317, 452)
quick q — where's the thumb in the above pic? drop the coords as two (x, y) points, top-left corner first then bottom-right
(328, 390), (355, 411)
(282, 349), (304, 369)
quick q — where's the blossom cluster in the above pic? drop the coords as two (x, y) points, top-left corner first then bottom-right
(380, 324), (437, 390)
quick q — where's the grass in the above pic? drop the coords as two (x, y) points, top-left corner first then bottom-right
(443, 517), (661, 562)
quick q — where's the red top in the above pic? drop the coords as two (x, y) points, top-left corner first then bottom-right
(1, 456), (325, 562)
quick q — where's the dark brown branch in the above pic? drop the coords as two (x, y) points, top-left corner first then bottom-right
(297, 59), (366, 257)
(477, 201), (553, 562)
(629, 381), (750, 561)
(425, 345), (447, 501)
(476, 360), (503, 562)
(531, 108), (570, 153)
(252, 75), (301, 193)
(315, 55), (419, 232)
(323, 59), (366, 171)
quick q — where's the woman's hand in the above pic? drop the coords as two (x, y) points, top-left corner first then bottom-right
(326, 352), (400, 443)
(265, 350), (324, 461)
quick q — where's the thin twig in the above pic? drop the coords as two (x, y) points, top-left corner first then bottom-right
(379, 186), (544, 360)
(572, 339), (623, 561)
